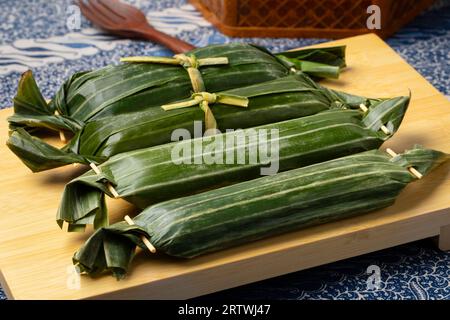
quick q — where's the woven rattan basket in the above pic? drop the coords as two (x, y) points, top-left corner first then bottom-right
(189, 0), (434, 38)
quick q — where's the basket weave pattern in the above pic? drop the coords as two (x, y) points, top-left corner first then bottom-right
(237, 0), (371, 29)
(190, 0), (434, 38)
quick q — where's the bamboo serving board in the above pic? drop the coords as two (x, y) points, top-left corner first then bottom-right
(0, 34), (449, 300)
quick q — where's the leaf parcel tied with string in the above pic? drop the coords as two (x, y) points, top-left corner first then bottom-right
(9, 73), (394, 172)
(7, 43), (345, 135)
(57, 95), (410, 231)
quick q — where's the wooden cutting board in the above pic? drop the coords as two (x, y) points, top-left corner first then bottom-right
(0, 34), (449, 300)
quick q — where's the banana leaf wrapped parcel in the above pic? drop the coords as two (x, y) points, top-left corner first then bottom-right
(73, 146), (449, 278)
(57, 95), (409, 231)
(8, 43), (345, 135)
(9, 73), (393, 172)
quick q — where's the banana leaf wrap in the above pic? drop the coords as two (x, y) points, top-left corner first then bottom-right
(7, 43), (345, 135)
(276, 46), (346, 79)
(73, 146), (449, 278)
(57, 95), (409, 231)
(9, 73), (380, 173)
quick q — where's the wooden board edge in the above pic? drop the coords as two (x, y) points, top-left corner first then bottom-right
(437, 224), (450, 251)
(0, 269), (14, 300)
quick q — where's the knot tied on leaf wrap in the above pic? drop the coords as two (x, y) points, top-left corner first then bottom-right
(161, 92), (249, 133)
(121, 53), (229, 93)
(173, 53), (200, 68)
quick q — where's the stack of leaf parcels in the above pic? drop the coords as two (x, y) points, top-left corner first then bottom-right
(6, 42), (448, 279)
(7, 44), (347, 172)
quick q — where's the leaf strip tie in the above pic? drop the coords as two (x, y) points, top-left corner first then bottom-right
(120, 54), (229, 93)
(89, 163), (120, 198)
(386, 148), (423, 179)
(124, 215), (156, 253)
(161, 92), (249, 132)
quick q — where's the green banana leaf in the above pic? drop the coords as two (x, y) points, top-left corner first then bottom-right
(8, 73), (384, 173)
(57, 95), (410, 231)
(7, 71), (83, 133)
(7, 44), (345, 136)
(276, 45), (346, 79)
(73, 146), (449, 278)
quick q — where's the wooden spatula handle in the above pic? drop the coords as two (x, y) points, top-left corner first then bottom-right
(134, 26), (195, 53)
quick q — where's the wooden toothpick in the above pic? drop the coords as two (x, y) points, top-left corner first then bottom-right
(54, 110), (67, 143)
(386, 148), (423, 179)
(359, 104), (369, 113)
(124, 215), (156, 253)
(89, 163), (120, 198)
(359, 104), (390, 135)
(379, 125), (391, 135)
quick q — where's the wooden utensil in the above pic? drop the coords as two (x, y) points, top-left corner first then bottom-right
(78, 0), (195, 53)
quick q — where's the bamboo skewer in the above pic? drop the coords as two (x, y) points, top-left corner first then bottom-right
(53, 110), (67, 143)
(359, 104), (391, 135)
(386, 148), (423, 179)
(89, 163), (120, 198)
(124, 215), (157, 253)
(358, 104), (369, 112)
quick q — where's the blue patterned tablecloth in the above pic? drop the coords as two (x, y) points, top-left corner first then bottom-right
(0, 0), (449, 300)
